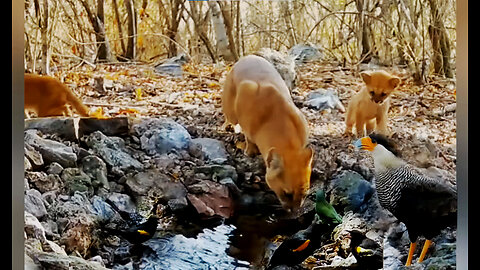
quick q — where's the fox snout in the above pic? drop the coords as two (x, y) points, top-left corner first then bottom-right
(370, 93), (388, 104)
(275, 190), (306, 213)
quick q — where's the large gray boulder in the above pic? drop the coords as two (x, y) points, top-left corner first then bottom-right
(25, 129), (77, 168)
(131, 118), (192, 155)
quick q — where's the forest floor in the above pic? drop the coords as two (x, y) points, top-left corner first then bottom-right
(56, 60), (457, 175)
(45, 60), (457, 268)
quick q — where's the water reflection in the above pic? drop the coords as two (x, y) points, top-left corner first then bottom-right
(139, 224), (250, 270)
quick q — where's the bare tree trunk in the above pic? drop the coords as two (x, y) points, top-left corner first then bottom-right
(168, 0), (185, 57)
(96, 0), (108, 61)
(209, 1), (234, 61)
(280, 1), (296, 48)
(355, 0), (372, 63)
(124, 0), (136, 59)
(39, 0), (49, 74)
(235, 1), (241, 57)
(79, 0), (114, 62)
(112, 0), (125, 55)
(218, 1), (239, 61)
(428, 0), (453, 78)
(187, 1), (217, 62)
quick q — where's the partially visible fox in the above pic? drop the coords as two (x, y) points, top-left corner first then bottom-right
(345, 70), (401, 137)
(222, 55), (313, 212)
(24, 73), (90, 118)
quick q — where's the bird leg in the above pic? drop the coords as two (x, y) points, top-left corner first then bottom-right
(418, 239), (432, 263)
(405, 242), (417, 266)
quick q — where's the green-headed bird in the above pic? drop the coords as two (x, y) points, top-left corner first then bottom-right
(315, 189), (342, 225)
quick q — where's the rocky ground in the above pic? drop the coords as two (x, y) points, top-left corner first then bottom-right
(24, 57), (457, 270)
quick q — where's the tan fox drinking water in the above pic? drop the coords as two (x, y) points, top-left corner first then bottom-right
(221, 55), (313, 212)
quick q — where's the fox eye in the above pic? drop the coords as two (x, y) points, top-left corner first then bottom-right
(370, 91), (375, 95)
(381, 92), (386, 96)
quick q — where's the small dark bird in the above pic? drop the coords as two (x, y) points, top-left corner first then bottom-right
(354, 134), (457, 266)
(105, 198), (145, 226)
(315, 189), (342, 225)
(348, 230), (382, 270)
(268, 215), (334, 268)
(104, 198), (159, 244)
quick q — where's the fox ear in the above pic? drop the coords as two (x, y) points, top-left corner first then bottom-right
(266, 147), (283, 170)
(389, 77), (401, 89)
(360, 71), (371, 85)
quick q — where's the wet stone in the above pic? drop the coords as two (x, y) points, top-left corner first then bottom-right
(25, 129), (77, 168)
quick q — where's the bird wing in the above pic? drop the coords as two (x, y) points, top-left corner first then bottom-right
(392, 166), (457, 239)
(316, 203), (342, 223)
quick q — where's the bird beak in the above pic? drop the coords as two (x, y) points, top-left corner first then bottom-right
(356, 246), (374, 256)
(137, 230), (150, 236)
(292, 239), (310, 252)
(353, 137), (376, 151)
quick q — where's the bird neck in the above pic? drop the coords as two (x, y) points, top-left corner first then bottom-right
(372, 144), (406, 173)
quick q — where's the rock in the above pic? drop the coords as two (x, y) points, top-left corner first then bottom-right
(254, 48), (297, 91)
(24, 117), (77, 141)
(167, 198), (189, 212)
(288, 44), (322, 64)
(80, 155), (109, 190)
(29, 251), (109, 270)
(123, 168), (188, 212)
(219, 177), (241, 196)
(383, 223), (410, 270)
(420, 242), (456, 270)
(91, 196), (117, 223)
(83, 131), (143, 175)
(78, 117), (129, 138)
(61, 168), (93, 196)
(106, 193), (137, 213)
(186, 180), (233, 218)
(43, 240), (68, 255)
(25, 129), (77, 168)
(124, 169), (169, 196)
(25, 253), (42, 270)
(187, 141), (203, 158)
(25, 143), (44, 169)
(24, 211), (47, 243)
(40, 219), (60, 238)
(194, 164), (238, 183)
(47, 192), (94, 229)
(304, 88), (345, 112)
(328, 170), (375, 213)
(154, 53), (190, 77)
(25, 189), (48, 219)
(25, 156), (33, 171)
(331, 254), (358, 267)
(26, 171), (63, 193)
(131, 118), (192, 155)
(47, 162), (64, 175)
(332, 211), (368, 241)
(59, 213), (97, 256)
(153, 154), (176, 170)
(191, 138), (228, 164)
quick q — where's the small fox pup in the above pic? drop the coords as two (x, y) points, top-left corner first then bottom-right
(345, 70), (401, 137)
(24, 73), (90, 118)
(222, 55), (313, 212)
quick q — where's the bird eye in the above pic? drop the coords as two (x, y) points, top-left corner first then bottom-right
(370, 137), (377, 144)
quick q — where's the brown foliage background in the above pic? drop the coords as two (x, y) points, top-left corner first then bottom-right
(24, 0), (456, 82)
